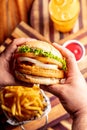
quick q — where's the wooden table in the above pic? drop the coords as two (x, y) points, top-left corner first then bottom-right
(0, 21), (87, 130)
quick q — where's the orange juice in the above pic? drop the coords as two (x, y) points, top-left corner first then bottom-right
(49, 0), (80, 32)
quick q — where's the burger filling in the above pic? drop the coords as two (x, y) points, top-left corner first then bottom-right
(15, 45), (66, 70)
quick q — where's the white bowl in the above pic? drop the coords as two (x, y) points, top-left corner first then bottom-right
(63, 40), (85, 62)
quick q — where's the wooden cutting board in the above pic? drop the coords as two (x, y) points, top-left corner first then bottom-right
(0, 21), (87, 130)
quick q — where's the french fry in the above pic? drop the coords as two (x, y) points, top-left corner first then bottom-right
(11, 102), (16, 116)
(1, 105), (11, 113)
(24, 106), (41, 111)
(5, 93), (14, 98)
(0, 92), (4, 105)
(16, 96), (21, 116)
(11, 97), (16, 116)
(0, 85), (47, 121)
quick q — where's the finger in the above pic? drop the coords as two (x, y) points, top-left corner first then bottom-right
(52, 42), (76, 61)
(52, 43), (80, 74)
(41, 84), (65, 97)
(2, 38), (37, 61)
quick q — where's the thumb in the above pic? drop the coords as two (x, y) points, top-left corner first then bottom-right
(41, 84), (67, 97)
(1, 38), (36, 61)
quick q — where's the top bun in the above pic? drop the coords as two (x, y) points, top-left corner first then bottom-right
(20, 40), (63, 58)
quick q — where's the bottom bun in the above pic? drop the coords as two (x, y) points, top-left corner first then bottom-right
(15, 71), (60, 85)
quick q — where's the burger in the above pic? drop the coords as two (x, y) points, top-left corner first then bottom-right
(13, 40), (66, 85)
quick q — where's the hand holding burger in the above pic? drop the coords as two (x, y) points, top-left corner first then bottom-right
(13, 40), (66, 85)
(41, 43), (87, 130)
(0, 38), (33, 87)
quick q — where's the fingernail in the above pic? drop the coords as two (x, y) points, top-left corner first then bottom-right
(52, 42), (57, 44)
(52, 42), (58, 46)
(52, 42), (62, 47)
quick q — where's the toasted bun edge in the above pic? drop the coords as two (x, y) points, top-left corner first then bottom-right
(17, 40), (63, 58)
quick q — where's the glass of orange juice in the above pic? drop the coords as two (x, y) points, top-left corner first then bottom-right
(49, 0), (80, 32)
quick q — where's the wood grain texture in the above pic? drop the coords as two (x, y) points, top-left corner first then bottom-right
(0, 0), (34, 44)
(0, 0), (8, 43)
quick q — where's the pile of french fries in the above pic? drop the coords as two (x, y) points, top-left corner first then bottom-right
(0, 85), (47, 121)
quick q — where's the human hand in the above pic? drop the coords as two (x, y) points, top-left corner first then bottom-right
(0, 38), (36, 87)
(41, 43), (87, 117)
